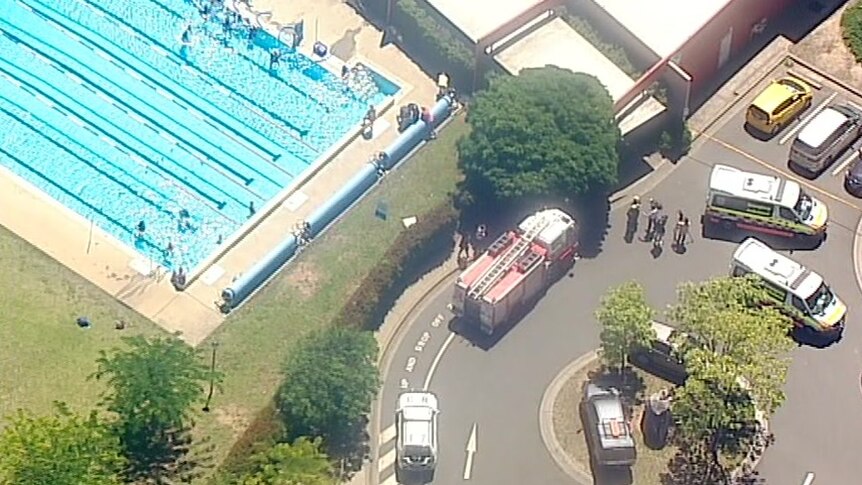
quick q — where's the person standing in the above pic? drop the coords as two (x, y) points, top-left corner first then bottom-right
(644, 199), (659, 240)
(673, 210), (685, 247)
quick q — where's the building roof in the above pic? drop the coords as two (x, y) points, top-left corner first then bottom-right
(426, 0), (545, 43)
(797, 107), (848, 149)
(709, 164), (801, 209)
(494, 17), (635, 102)
(590, 0), (732, 58)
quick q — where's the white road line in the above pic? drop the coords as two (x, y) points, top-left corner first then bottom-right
(831, 149), (859, 176)
(379, 472), (398, 485)
(378, 447), (397, 471)
(802, 472), (815, 485)
(423, 332), (455, 390)
(379, 424), (397, 446)
(780, 93), (837, 145)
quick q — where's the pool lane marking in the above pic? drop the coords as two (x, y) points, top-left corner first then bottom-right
(779, 93), (837, 145)
(695, 130), (862, 212)
(831, 149), (859, 177)
(13, 5), (288, 161)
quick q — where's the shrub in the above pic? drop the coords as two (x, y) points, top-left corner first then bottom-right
(219, 401), (284, 474)
(842, 2), (862, 63)
(336, 200), (459, 330)
(563, 14), (642, 78)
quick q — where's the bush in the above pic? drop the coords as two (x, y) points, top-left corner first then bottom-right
(359, 0), (475, 90)
(659, 118), (692, 161)
(220, 401), (284, 474)
(842, 2), (862, 63)
(336, 200), (459, 330)
(563, 14), (642, 78)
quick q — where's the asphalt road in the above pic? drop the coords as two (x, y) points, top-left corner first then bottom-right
(376, 64), (862, 485)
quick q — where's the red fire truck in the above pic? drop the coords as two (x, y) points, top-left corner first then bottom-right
(452, 209), (579, 335)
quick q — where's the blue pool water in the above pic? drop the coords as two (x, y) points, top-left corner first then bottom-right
(0, 0), (399, 271)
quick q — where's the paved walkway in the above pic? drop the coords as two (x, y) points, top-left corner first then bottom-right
(0, 0), (437, 346)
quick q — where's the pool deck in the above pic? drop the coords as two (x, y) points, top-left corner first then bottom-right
(0, 0), (437, 346)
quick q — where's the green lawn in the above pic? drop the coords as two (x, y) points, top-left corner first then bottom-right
(553, 360), (678, 485)
(193, 113), (469, 468)
(0, 228), (165, 421)
(0, 113), (468, 479)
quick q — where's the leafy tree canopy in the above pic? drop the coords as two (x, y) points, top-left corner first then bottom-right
(92, 335), (220, 480)
(672, 350), (759, 484)
(458, 66), (620, 205)
(277, 327), (379, 453)
(668, 275), (793, 414)
(596, 281), (655, 372)
(0, 403), (126, 485)
(220, 438), (335, 485)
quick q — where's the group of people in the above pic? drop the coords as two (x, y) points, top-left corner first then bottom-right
(627, 196), (691, 255)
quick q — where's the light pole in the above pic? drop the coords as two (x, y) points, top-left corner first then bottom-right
(202, 341), (219, 412)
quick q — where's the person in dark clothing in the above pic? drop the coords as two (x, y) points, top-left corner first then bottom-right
(269, 49), (282, 71)
(653, 214), (668, 249)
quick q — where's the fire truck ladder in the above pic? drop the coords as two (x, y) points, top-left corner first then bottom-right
(467, 214), (551, 300)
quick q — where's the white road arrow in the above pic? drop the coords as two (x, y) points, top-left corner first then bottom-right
(463, 423), (478, 480)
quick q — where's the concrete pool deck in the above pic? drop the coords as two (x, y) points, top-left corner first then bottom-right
(0, 0), (437, 346)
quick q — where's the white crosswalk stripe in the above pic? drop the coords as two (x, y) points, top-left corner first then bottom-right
(377, 424), (399, 485)
(379, 447), (397, 472)
(379, 472), (398, 485)
(379, 423), (397, 447)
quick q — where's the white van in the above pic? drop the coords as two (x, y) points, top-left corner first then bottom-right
(730, 238), (846, 339)
(789, 104), (862, 175)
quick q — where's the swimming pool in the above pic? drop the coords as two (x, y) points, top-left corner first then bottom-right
(0, 0), (399, 272)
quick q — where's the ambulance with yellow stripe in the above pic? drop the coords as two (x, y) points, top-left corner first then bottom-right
(704, 165), (828, 239)
(731, 238), (846, 341)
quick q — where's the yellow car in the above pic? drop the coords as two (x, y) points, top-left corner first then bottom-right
(745, 76), (813, 136)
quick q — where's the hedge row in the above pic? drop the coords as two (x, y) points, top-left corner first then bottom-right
(336, 200), (459, 330)
(217, 200), (458, 475)
(360, 0), (475, 91)
(842, 1), (862, 64)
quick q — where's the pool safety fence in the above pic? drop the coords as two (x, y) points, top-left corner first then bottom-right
(219, 94), (456, 311)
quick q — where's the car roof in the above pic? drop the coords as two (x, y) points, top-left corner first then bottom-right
(585, 384), (635, 448)
(650, 321), (675, 344)
(751, 77), (806, 114)
(796, 106), (849, 148)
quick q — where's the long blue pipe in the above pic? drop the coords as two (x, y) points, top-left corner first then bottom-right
(220, 95), (455, 310)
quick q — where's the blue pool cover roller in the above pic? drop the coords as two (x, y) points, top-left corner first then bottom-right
(220, 94), (455, 310)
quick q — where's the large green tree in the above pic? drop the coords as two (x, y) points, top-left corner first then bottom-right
(92, 335), (220, 481)
(668, 274), (794, 414)
(219, 438), (335, 485)
(277, 327), (378, 456)
(458, 66), (620, 206)
(672, 350), (759, 485)
(0, 403), (126, 485)
(596, 281), (655, 374)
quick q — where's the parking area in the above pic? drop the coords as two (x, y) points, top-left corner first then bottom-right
(681, 57), (862, 485)
(698, 59), (862, 236)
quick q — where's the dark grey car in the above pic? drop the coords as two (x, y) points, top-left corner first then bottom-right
(845, 150), (862, 196)
(629, 321), (689, 385)
(581, 384), (637, 468)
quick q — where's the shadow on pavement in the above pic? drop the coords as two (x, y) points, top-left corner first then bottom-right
(700, 219), (825, 251)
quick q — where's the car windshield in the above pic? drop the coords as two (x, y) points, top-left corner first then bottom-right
(794, 192), (814, 220)
(778, 78), (805, 93)
(805, 282), (835, 316)
(748, 106), (769, 121)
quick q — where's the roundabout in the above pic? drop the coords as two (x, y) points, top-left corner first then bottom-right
(373, 75), (862, 484)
